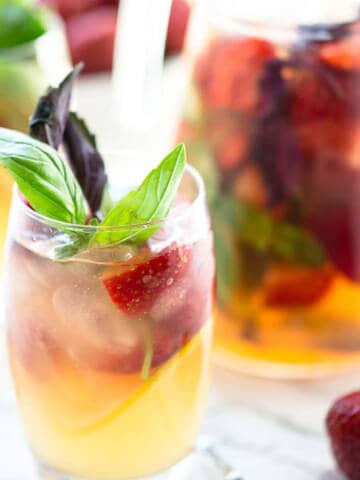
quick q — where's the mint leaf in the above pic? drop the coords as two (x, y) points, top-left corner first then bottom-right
(0, 0), (46, 49)
(91, 144), (186, 246)
(0, 128), (87, 224)
(30, 65), (82, 148)
(215, 196), (326, 267)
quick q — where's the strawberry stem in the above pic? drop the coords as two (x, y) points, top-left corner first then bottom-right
(141, 326), (154, 380)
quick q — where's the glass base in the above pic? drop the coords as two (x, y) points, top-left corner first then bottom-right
(37, 442), (229, 480)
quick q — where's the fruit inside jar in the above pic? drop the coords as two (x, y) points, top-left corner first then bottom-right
(177, 18), (360, 376)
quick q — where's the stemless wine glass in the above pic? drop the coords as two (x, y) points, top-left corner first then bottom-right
(4, 163), (215, 480)
(176, 0), (360, 377)
(0, 11), (70, 272)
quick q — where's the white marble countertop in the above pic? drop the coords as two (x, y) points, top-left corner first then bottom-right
(0, 62), (353, 480)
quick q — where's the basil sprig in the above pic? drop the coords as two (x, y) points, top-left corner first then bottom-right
(214, 196), (326, 267)
(0, 128), (186, 256)
(91, 144), (186, 246)
(0, 128), (86, 224)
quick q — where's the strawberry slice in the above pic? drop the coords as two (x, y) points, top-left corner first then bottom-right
(195, 37), (275, 112)
(102, 245), (192, 317)
(263, 264), (335, 308)
(320, 34), (360, 70)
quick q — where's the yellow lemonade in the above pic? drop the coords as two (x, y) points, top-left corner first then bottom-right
(214, 273), (360, 377)
(9, 322), (212, 480)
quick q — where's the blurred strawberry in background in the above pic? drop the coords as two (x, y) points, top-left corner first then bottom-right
(166, 0), (190, 55)
(66, 5), (118, 73)
(39, 0), (191, 73)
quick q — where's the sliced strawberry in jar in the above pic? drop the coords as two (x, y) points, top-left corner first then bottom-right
(195, 37), (275, 112)
(320, 32), (360, 70)
(263, 264), (335, 308)
(102, 245), (193, 317)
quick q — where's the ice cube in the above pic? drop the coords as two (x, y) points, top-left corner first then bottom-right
(52, 284), (141, 370)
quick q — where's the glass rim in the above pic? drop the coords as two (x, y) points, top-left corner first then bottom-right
(14, 163), (206, 233)
(205, 1), (358, 40)
(223, 17), (355, 35)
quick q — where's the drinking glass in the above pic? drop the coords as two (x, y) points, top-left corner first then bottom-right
(5, 163), (215, 480)
(177, 1), (360, 376)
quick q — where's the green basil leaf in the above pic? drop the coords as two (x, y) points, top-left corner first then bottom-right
(91, 144), (186, 246)
(214, 195), (326, 267)
(98, 183), (114, 218)
(0, 0), (46, 49)
(53, 234), (89, 260)
(214, 196), (273, 251)
(213, 227), (241, 307)
(0, 127), (87, 224)
(273, 223), (325, 267)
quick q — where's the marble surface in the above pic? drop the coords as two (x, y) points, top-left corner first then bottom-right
(0, 62), (354, 480)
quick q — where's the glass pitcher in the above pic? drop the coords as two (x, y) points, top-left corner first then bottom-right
(114, 0), (360, 377)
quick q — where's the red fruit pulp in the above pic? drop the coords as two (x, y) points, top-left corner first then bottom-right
(263, 264), (335, 308)
(102, 245), (193, 317)
(195, 37), (275, 112)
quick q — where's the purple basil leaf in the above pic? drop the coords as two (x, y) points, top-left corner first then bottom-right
(64, 112), (107, 215)
(250, 59), (302, 206)
(29, 64), (83, 148)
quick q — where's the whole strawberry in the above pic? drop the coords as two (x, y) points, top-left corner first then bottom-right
(326, 391), (360, 480)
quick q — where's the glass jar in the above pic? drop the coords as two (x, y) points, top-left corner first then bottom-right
(177, 0), (360, 377)
(0, 12), (70, 272)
